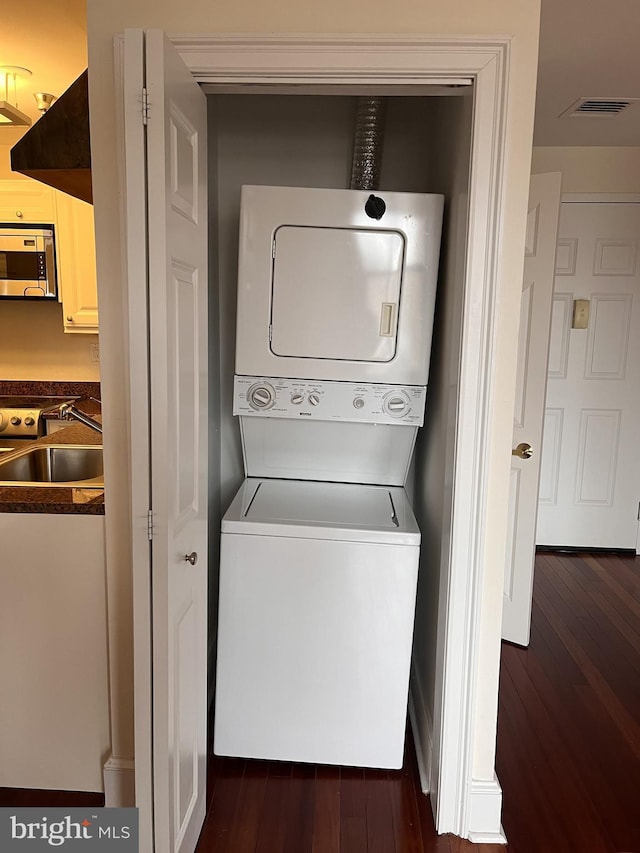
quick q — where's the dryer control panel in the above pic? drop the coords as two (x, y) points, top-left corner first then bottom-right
(234, 375), (426, 426)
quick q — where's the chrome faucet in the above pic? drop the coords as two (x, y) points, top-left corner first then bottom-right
(58, 401), (103, 435)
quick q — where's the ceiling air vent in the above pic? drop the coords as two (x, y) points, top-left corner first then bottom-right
(560, 97), (639, 119)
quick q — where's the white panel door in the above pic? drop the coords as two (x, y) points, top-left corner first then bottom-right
(537, 201), (640, 550)
(146, 30), (208, 853)
(502, 173), (561, 645)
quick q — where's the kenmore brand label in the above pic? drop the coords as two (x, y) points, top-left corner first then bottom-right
(0, 809), (138, 851)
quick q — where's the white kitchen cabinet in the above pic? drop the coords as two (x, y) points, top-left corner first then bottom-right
(55, 192), (100, 333)
(0, 179), (99, 333)
(0, 512), (111, 792)
(0, 179), (56, 223)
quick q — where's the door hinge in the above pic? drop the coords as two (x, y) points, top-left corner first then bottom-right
(142, 88), (149, 125)
(268, 324), (273, 342)
(147, 509), (154, 541)
(272, 239), (276, 259)
(637, 501), (640, 521)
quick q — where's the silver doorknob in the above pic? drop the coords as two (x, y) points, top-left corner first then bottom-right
(184, 552), (198, 565)
(512, 442), (534, 459)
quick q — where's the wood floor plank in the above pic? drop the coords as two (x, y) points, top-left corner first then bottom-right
(574, 684), (640, 853)
(196, 757), (246, 852)
(497, 551), (639, 853)
(391, 739), (434, 853)
(0, 788), (104, 807)
(559, 555), (640, 659)
(537, 557), (640, 695)
(498, 630), (615, 852)
(540, 554), (640, 680)
(534, 580), (640, 759)
(282, 762), (317, 853)
(448, 839), (505, 853)
(312, 766), (340, 853)
(365, 768), (396, 853)
(227, 759), (269, 853)
(254, 763), (293, 853)
(582, 553), (640, 612)
(340, 767), (368, 852)
(387, 767), (425, 853)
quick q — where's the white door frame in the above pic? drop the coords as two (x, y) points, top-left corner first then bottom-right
(119, 32), (519, 843)
(178, 33), (514, 841)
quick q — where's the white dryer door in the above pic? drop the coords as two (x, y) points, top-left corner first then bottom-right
(270, 225), (404, 362)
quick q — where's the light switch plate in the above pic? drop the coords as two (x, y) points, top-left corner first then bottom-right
(572, 298), (590, 329)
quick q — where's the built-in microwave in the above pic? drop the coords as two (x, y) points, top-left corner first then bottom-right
(0, 225), (57, 299)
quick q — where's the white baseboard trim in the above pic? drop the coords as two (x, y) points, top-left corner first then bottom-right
(103, 756), (135, 807)
(468, 829), (508, 844)
(408, 660), (433, 796)
(466, 776), (507, 844)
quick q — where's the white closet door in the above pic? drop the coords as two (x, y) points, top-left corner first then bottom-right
(537, 200), (640, 550)
(502, 173), (561, 645)
(139, 29), (209, 853)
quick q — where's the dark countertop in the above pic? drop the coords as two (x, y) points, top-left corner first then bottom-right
(0, 421), (104, 516)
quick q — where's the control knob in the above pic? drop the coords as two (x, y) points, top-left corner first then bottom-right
(24, 416), (35, 427)
(308, 393), (320, 407)
(10, 416), (22, 426)
(291, 393), (304, 405)
(383, 391), (410, 418)
(248, 383), (276, 410)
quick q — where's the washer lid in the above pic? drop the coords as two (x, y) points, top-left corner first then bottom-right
(222, 478), (420, 545)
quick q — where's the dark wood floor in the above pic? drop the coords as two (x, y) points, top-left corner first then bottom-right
(197, 739), (489, 853)
(197, 740), (498, 853)
(0, 788), (104, 807)
(496, 550), (640, 853)
(2, 551), (638, 852)
(198, 551), (639, 852)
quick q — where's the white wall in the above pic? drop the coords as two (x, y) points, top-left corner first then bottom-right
(0, 301), (99, 381)
(86, 0), (541, 821)
(210, 95), (355, 510)
(532, 146), (640, 193)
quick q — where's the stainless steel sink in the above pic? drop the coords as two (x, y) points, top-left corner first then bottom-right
(0, 445), (104, 488)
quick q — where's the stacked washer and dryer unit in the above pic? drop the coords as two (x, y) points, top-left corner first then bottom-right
(214, 184), (443, 770)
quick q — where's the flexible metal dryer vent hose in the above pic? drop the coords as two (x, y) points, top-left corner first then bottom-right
(349, 96), (387, 191)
